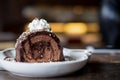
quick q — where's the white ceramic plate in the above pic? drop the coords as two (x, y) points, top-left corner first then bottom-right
(0, 48), (90, 77)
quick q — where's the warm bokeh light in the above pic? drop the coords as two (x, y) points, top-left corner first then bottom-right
(81, 33), (102, 47)
(24, 23), (29, 31)
(87, 23), (99, 32)
(81, 33), (101, 44)
(73, 6), (83, 15)
(50, 23), (64, 32)
(64, 23), (87, 35)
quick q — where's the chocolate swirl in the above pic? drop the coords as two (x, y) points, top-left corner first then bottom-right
(15, 31), (64, 63)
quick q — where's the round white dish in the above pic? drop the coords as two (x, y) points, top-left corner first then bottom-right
(0, 51), (4, 70)
(0, 48), (90, 77)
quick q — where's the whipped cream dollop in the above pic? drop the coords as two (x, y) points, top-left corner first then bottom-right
(15, 18), (51, 48)
(28, 18), (51, 31)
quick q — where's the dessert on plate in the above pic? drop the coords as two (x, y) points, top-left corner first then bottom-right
(15, 18), (64, 63)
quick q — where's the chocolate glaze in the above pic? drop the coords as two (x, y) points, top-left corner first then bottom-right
(15, 31), (64, 62)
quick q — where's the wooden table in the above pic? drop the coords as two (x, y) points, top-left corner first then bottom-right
(0, 51), (120, 80)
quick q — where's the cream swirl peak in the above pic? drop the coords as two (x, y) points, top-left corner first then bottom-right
(28, 18), (51, 31)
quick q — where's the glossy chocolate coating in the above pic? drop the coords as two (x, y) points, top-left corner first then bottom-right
(15, 31), (64, 62)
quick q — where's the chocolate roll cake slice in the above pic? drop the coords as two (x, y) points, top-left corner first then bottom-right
(15, 31), (64, 62)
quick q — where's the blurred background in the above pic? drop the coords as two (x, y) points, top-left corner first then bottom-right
(0, 0), (119, 49)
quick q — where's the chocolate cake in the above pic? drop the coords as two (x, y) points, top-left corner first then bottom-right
(15, 19), (64, 63)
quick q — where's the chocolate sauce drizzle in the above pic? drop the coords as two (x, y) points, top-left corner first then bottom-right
(28, 35), (34, 56)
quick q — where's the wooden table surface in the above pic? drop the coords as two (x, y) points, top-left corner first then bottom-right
(0, 53), (120, 80)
